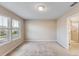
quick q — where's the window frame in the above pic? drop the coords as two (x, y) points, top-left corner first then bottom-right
(11, 19), (21, 40)
(0, 15), (21, 44)
(0, 16), (10, 43)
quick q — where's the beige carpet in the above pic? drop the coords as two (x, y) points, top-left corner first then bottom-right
(69, 42), (79, 56)
(7, 41), (71, 56)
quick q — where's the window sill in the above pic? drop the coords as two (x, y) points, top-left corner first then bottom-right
(0, 38), (20, 46)
(0, 40), (12, 46)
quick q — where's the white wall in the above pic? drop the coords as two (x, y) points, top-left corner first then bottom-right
(0, 6), (24, 55)
(57, 17), (69, 48)
(25, 20), (57, 41)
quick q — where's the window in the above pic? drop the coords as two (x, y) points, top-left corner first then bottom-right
(12, 19), (20, 40)
(0, 15), (21, 43)
(0, 16), (9, 43)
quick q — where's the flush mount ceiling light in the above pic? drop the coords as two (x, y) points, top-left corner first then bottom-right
(35, 4), (47, 12)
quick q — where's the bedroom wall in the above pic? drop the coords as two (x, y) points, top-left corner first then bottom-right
(0, 5), (24, 55)
(57, 16), (68, 48)
(25, 20), (57, 41)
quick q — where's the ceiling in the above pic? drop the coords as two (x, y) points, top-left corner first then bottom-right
(0, 2), (74, 20)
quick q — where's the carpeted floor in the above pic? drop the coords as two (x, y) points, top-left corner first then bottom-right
(7, 41), (71, 56)
(69, 42), (79, 56)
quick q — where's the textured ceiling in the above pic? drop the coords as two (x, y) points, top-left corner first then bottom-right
(0, 2), (73, 20)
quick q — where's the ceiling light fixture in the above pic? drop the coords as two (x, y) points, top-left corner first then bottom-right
(38, 5), (45, 11)
(35, 4), (47, 12)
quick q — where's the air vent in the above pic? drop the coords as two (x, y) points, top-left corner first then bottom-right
(70, 2), (78, 7)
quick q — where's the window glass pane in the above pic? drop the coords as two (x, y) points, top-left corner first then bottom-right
(0, 29), (9, 42)
(12, 19), (19, 28)
(2, 16), (8, 28)
(0, 16), (3, 28)
(11, 29), (19, 39)
(0, 16), (9, 43)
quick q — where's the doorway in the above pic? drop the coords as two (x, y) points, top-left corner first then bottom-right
(68, 14), (79, 55)
(71, 21), (79, 43)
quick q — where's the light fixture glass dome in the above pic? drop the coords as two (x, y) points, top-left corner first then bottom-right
(35, 4), (47, 12)
(38, 5), (45, 11)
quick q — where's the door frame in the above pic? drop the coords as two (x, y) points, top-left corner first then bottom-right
(67, 17), (72, 49)
(67, 13), (79, 49)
